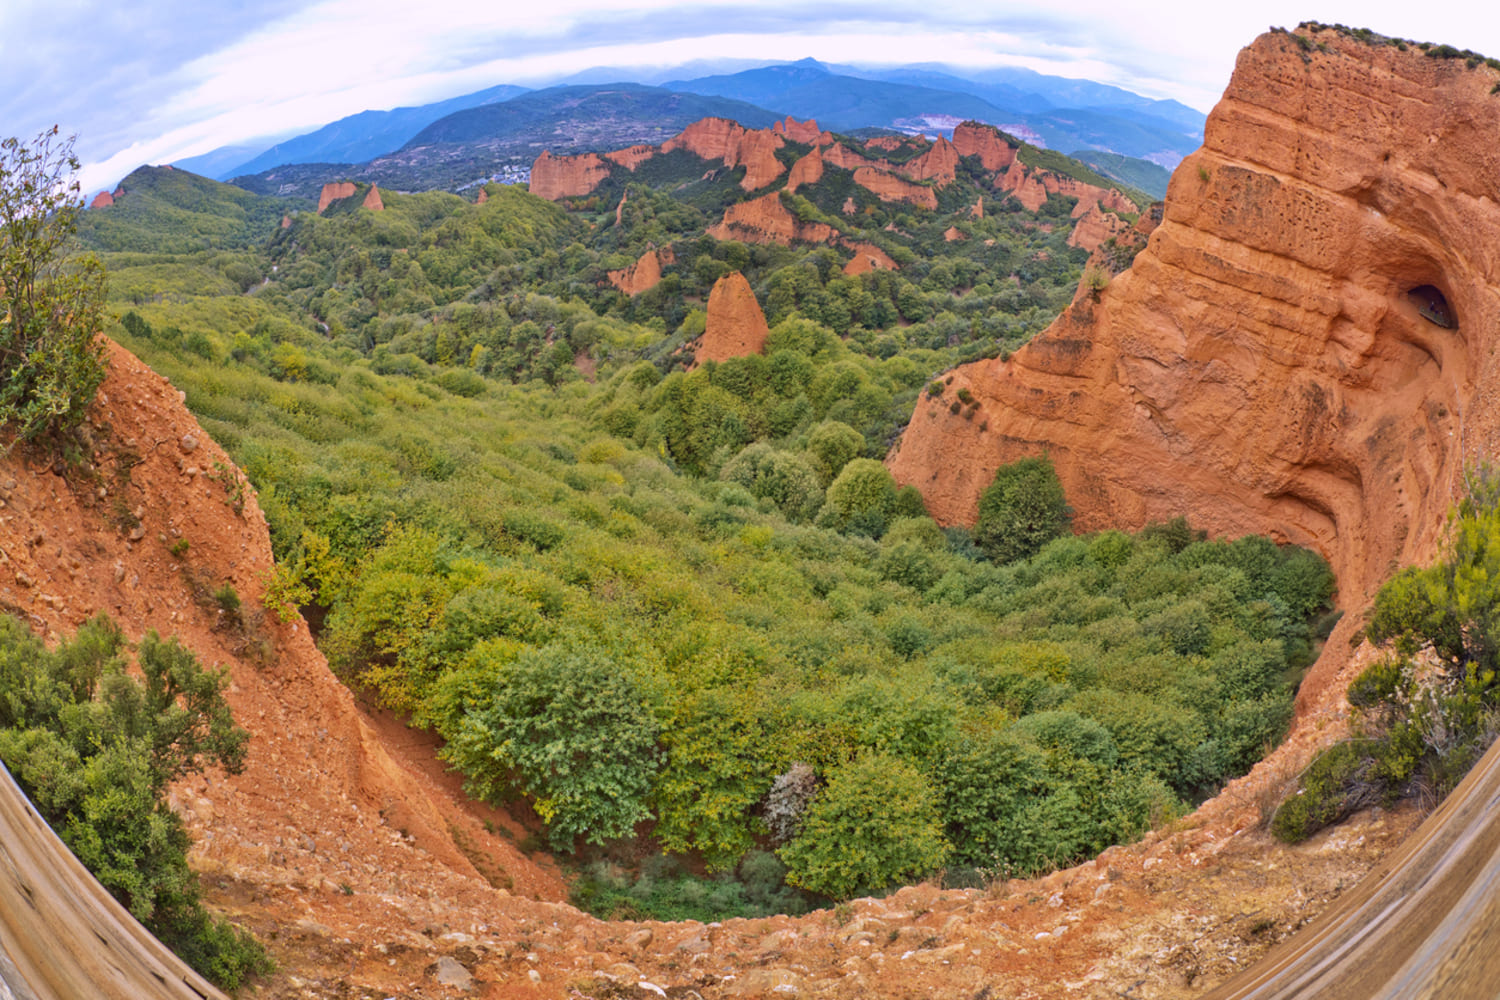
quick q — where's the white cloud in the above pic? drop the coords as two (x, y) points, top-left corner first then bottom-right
(55, 0), (1500, 192)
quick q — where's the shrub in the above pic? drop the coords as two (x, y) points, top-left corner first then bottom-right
(1270, 740), (1376, 841)
(973, 456), (1071, 564)
(817, 458), (898, 537)
(0, 615), (268, 988)
(803, 420), (864, 487)
(442, 643), (662, 850)
(0, 128), (108, 446)
(778, 751), (950, 899)
(720, 443), (824, 523)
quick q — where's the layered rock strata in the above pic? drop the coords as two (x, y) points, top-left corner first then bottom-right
(890, 28), (1500, 676)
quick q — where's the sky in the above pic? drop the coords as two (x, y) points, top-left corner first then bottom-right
(3, 1), (1496, 195)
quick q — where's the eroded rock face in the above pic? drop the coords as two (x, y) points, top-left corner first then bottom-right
(772, 116), (832, 145)
(853, 167), (938, 209)
(786, 147), (825, 194)
(696, 272), (770, 363)
(708, 191), (837, 245)
(901, 135), (960, 186)
(362, 184), (384, 212)
(952, 122), (1019, 172)
(604, 144), (657, 170)
(317, 181), (358, 214)
(890, 28), (1500, 649)
(608, 247), (674, 295)
(843, 243), (899, 276)
(662, 117), (786, 191)
(997, 162), (1049, 211)
(89, 190), (114, 209)
(1066, 202), (1129, 252)
(529, 151), (612, 201)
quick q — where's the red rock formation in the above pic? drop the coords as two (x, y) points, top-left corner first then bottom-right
(362, 184), (384, 211)
(736, 129), (786, 191)
(943, 226), (967, 243)
(822, 143), (874, 171)
(696, 272), (769, 363)
(1134, 201), (1165, 237)
(952, 122), (1019, 172)
(900, 135), (960, 187)
(604, 144), (656, 170)
(607, 247), (673, 295)
(866, 136), (911, 152)
(854, 167), (938, 209)
(476, 186), (489, 205)
(664, 116), (745, 161)
(771, 116), (832, 145)
(528, 150), (612, 201)
(615, 189), (627, 226)
(317, 181), (357, 214)
(998, 162), (1048, 211)
(663, 117), (786, 191)
(280, 214), (292, 229)
(842, 196), (857, 215)
(89, 190), (113, 209)
(889, 28), (1500, 698)
(1066, 202), (1129, 252)
(843, 243), (899, 276)
(1041, 174), (1137, 215)
(708, 191), (837, 246)
(786, 147), (825, 194)
(970, 196), (984, 219)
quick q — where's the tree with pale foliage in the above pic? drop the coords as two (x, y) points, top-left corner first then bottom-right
(0, 127), (107, 447)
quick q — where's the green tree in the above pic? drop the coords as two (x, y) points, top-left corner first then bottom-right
(720, 442), (824, 523)
(0, 614), (267, 989)
(817, 457), (897, 537)
(778, 751), (949, 899)
(803, 420), (864, 487)
(443, 643), (662, 850)
(974, 455), (1072, 564)
(0, 127), (107, 445)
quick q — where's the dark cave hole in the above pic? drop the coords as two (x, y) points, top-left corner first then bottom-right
(1409, 285), (1456, 329)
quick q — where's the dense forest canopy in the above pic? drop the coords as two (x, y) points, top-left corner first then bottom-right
(69, 124), (1334, 918)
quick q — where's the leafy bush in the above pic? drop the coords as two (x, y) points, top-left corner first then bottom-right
(0, 128), (108, 445)
(1276, 472), (1500, 842)
(442, 643), (662, 850)
(817, 458), (897, 537)
(974, 456), (1072, 564)
(0, 614), (269, 989)
(778, 751), (950, 899)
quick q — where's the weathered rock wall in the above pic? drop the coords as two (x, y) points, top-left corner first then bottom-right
(890, 29), (1500, 690)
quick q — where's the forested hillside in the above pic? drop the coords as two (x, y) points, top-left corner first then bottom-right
(77, 121), (1333, 917)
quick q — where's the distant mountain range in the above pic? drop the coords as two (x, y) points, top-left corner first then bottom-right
(668, 59), (1200, 165)
(171, 58), (1203, 198)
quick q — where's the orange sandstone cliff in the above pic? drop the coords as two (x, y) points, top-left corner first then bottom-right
(316, 181), (357, 214)
(952, 122), (1019, 172)
(607, 247), (674, 295)
(890, 28), (1500, 712)
(708, 191), (838, 245)
(529, 150), (611, 200)
(662, 117), (786, 191)
(695, 272), (770, 363)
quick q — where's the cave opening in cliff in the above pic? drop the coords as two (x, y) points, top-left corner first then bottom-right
(1408, 285), (1456, 329)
